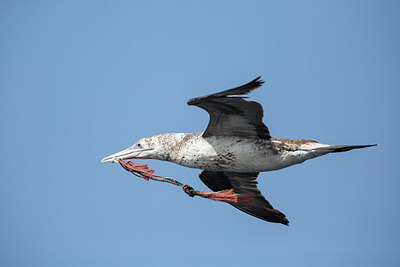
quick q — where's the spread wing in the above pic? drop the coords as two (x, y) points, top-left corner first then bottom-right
(187, 76), (271, 139)
(199, 171), (289, 225)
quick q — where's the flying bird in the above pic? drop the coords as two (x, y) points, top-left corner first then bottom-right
(101, 77), (376, 225)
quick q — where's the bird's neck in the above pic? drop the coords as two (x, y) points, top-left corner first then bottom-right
(153, 132), (202, 162)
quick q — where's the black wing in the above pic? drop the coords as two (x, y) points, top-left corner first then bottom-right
(199, 170), (289, 225)
(187, 77), (271, 139)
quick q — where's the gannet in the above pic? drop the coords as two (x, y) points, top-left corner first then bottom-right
(101, 77), (376, 225)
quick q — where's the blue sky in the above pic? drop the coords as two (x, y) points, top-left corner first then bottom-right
(1, 0), (399, 266)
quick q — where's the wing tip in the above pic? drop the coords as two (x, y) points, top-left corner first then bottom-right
(187, 76), (265, 105)
(282, 218), (290, 226)
(261, 207), (289, 225)
(256, 210), (290, 226)
(272, 209), (289, 226)
(251, 76), (265, 88)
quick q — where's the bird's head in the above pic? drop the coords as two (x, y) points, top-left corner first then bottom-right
(101, 135), (164, 163)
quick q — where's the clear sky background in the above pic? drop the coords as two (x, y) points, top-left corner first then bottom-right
(1, 1), (399, 266)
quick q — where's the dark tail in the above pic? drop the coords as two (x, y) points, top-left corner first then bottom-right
(325, 144), (377, 153)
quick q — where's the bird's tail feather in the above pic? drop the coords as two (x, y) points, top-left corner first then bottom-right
(316, 144), (377, 153)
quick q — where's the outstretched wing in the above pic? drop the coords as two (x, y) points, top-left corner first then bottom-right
(187, 76), (271, 139)
(199, 170), (289, 225)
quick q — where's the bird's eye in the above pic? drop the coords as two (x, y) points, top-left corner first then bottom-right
(137, 143), (142, 148)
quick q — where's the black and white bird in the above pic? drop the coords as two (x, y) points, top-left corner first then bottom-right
(101, 77), (376, 225)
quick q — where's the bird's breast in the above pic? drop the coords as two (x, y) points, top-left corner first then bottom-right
(169, 135), (288, 172)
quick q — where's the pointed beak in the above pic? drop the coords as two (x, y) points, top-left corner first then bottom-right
(100, 147), (153, 163)
(101, 147), (134, 163)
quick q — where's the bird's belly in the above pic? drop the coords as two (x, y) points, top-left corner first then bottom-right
(173, 137), (316, 172)
(176, 151), (293, 172)
(210, 151), (309, 172)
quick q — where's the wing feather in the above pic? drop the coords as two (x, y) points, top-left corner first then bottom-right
(188, 77), (271, 139)
(199, 171), (289, 225)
